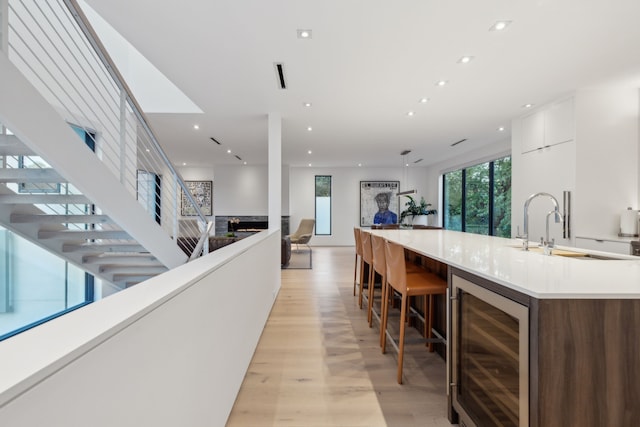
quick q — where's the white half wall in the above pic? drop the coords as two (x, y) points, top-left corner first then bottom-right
(0, 231), (281, 427)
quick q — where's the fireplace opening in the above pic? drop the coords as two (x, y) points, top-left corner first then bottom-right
(228, 220), (269, 232)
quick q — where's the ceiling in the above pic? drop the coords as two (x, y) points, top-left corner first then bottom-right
(84, 0), (640, 169)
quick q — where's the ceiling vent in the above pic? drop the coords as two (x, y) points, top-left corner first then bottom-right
(209, 137), (221, 145)
(400, 149), (411, 155)
(451, 138), (467, 147)
(234, 155), (242, 161)
(274, 62), (287, 89)
(413, 158), (423, 164)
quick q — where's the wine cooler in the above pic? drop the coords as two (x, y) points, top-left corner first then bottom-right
(450, 274), (529, 427)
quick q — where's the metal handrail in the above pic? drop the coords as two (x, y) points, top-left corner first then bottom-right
(188, 221), (213, 262)
(61, 0), (208, 223)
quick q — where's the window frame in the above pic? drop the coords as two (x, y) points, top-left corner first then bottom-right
(314, 175), (332, 236)
(442, 156), (511, 237)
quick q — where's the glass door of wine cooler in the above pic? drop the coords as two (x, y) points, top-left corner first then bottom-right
(451, 275), (529, 427)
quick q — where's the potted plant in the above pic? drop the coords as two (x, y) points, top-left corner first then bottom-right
(399, 196), (437, 226)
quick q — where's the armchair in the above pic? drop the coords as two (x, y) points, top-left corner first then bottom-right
(288, 219), (315, 251)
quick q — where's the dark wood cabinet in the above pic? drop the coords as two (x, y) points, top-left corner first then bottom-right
(449, 267), (640, 427)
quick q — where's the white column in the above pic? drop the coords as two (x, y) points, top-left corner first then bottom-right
(268, 113), (281, 232)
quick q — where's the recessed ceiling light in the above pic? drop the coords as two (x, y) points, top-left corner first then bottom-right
(523, 103), (534, 108)
(145, 149), (150, 152)
(297, 29), (312, 39)
(407, 111), (415, 117)
(243, 161), (247, 165)
(358, 163), (362, 167)
(308, 163), (312, 167)
(420, 98), (429, 104)
(193, 124), (199, 130)
(307, 126), (313, 131)
(498, 126), (505, 132)
(182, 162), (187, 166)
(458, 56), (474, 64)
(308, 150), (312, 154)
(303, 102), (312, 107)
(490, 20), (512, 31)
(227, 149), (232, 153)
(436, 80), (448, 87)
(405, 163), (410, 167)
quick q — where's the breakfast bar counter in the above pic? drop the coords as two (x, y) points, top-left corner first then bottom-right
(367, 228), (640, 427)
(368, 229), (640, 299)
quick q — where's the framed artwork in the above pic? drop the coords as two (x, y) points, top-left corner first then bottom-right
(181, 180), (212, 216)
(360, 181), (399, 226)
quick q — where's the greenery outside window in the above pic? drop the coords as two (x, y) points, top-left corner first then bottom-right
(443, 156), (511, 237)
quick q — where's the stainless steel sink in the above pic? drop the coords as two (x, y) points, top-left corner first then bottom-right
(563, 253), (623, 260)
(510, 245), (628, 260)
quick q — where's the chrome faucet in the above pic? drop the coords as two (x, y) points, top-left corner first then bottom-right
(517, 192), (562, 251)
(543, 209), (564, 255)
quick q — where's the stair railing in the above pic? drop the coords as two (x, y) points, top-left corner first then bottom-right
(3, 0), (209, 257)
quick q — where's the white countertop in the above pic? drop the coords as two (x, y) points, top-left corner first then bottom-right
(368, 229), (640, 299)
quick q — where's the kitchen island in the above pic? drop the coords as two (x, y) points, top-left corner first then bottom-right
(369, 229), (640, 427)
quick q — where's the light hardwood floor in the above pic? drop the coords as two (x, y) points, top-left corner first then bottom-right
(226, 247), (451, 427)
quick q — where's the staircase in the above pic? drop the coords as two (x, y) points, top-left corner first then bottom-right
(0, 0), (213, 290)
(0, 134), (169, 287)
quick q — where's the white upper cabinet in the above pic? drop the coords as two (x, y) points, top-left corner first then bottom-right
(546, 97), (575, 146)
(521, 96), (575, 154)
(521, 110), (545, 153)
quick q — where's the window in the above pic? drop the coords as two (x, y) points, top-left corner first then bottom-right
(444, 169), (462, 231)
(315, 176), (331, 235)
(492, 157), (512, 237)
(137, 170), (162, 225)
(443, 156), (511, 237)
(0, 226), (94, 340)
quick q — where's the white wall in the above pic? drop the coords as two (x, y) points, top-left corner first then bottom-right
(178, 165), (290, 218)
(213, 165), (268, 216)
(0, 231), (281, 427)
(289, 166), (431, 246)
(574, 81), (639, 238)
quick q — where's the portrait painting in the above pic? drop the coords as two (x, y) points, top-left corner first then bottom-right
(360, 181), (400, 227)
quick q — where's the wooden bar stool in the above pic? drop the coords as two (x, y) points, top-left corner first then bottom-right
(381, 239), (447, 384)
(368, 234), (387, 328)
(359, 230), (374, 309)
(353, 228), (362, 296)
(370, 234), (423, 332)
